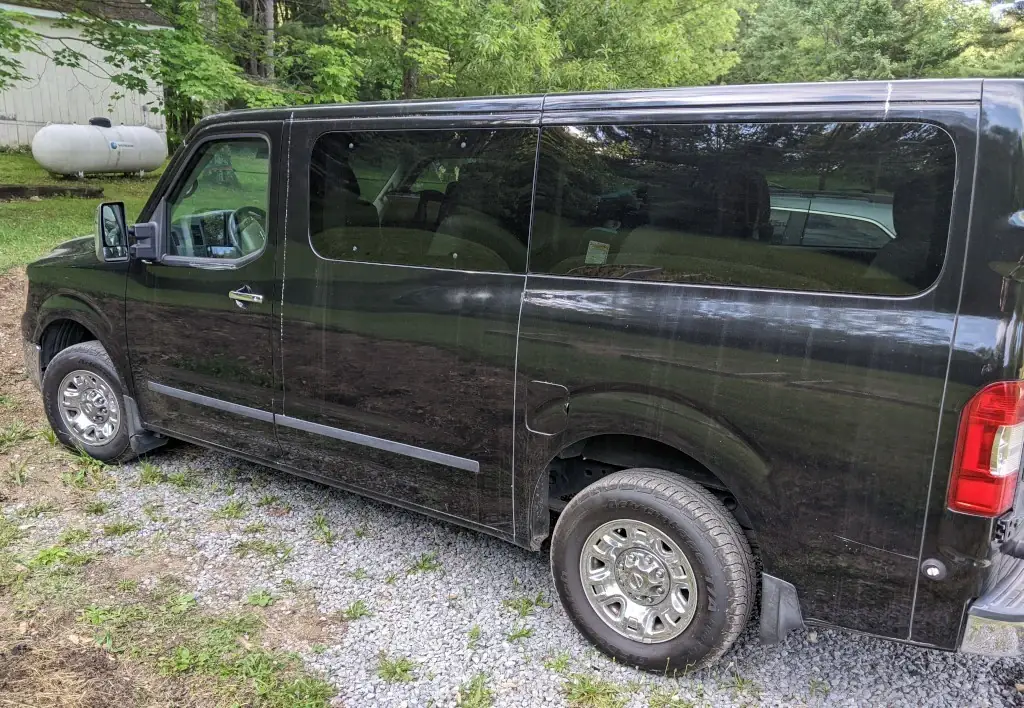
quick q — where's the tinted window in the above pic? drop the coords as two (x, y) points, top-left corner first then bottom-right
(531, 123), (955, 295)
(309, 129), (537, 273)
(167, 138), (270, 260)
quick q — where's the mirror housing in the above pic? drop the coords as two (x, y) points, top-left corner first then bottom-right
(131, 221), (162, 261)
(95, 202), (129, 262)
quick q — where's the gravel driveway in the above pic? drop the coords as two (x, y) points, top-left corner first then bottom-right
(7, 442), (1021, 708)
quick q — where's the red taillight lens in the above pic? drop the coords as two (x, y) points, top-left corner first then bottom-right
(948, 381), (1024, 517)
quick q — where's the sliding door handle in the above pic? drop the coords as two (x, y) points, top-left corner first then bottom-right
(229, 287), (264, 305)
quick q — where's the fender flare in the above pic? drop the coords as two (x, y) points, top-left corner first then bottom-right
(524, 388), (774, 565)
(32, 292), (133, 396)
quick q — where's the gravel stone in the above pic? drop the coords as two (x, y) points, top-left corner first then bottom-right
(6, 444), (1024, 707)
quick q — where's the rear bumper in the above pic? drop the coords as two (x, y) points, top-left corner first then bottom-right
(22, 338), (41, 390)
(961, 559), (1024, 656)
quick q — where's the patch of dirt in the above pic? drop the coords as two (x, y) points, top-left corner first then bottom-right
(0, 268), (43, 429)
(0, 602), (197, 708)
(260, 592), (345, 650)
(83, 554), (187, 593)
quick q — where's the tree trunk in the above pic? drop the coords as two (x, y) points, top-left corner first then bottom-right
(262, 0), (275, 80)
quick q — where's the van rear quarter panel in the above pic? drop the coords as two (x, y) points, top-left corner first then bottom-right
(516, 100), (979, 641)
(910, 80), (1024, 648)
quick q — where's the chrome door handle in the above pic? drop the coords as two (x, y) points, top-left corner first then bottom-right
(229, 287), (263, 305)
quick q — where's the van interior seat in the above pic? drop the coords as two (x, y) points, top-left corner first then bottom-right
(867, 174), (951, 289)
(433, 211), (523, 272)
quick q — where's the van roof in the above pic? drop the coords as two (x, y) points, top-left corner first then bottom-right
(200, 78), (992, 127)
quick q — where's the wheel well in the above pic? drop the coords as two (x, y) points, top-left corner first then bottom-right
(39, 319), (96, 371)
(547, 434), (754, 529)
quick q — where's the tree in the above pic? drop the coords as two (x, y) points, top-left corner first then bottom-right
(729, 0), (992, 83)
(0, 8), (39, 92)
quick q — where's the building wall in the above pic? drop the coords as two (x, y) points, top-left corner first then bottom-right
(0, 7), (166, 147)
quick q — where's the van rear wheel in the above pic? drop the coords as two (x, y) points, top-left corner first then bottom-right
(41, 341), (134, 463)
(550, 468), (754, 672)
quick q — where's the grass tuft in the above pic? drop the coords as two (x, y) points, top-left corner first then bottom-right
(167, 469), (201, 490)
(233, 538), (292, 561)
(407, 550), (441, 575)
(103, 520), (140, 537)
(563, 673), (627, 708)
(376, 652), (416, 682)
(212, 500), (247, 520)
(502, 590), (551, 617)
(543, 651), (571, 673)
(467, 624), (482, 649)
(246, 589), (276, 607)
(335, 599), (371, 621)
(506, 624), (533, 642)
(83, 500), (110, 515)
(457, 672), (494, 708)
(0, 420), (34, 453)
(138, 459), (166, 485)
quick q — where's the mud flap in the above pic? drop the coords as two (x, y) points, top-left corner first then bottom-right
(760, 573), (805, 644)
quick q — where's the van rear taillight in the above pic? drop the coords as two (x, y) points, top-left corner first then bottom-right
(948, 382), (1024, 517)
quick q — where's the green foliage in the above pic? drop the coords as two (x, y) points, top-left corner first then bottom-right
(0, 9), (38, 92)
(563, 673), (626, 708)
(730, 0), (996, 83)
(246, 589), (276, 607)
(335, 599), (372, 621)
(457, 672), (494, 708)
(376, 652), (417, 682)
(502, 591), (551, 617)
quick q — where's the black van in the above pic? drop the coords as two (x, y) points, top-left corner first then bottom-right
(21, 79), (1024, 670)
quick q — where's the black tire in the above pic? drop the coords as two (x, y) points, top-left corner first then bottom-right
(41, 340), (135, 463)
(550, 468), (754, 672)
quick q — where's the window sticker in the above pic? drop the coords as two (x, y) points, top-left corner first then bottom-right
(585, 240), (610, 265)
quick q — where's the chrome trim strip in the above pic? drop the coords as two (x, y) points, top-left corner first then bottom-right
(146, 381), (479, 473)
(147, 381), (274, 422)
(276, 414), (480, 474)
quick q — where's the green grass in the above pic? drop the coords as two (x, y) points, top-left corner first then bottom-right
(0, 420), (34, 453)
(83, 500), (110, 515)
(212, 500), (247, 520)
(103, 520), (140, 537)
(506, 624), (533, 642)
(167, 469), (201, 490)
(563, 674), (626, 708)
(19, 501), (59, 517)
(502, 591), (551, 617)
(376, 652), (416, 682)
(138, 460), (166, 485)
(543, 651), (571, 673)
(407, 550), (441, 575)
(456, 673), (494, 708)
(0, 152), (165, 273)
(467, 624), (482, 649)
(309, 510), (334, 545)
(117, 578), (140, 593)
(7, 460), (28, 486)
(335, 599), (371, 621)
(245, 589), (276, 607)
(57, 528), (90, 545)
(232, 538), (292, 561)
(648, 688), (697, 708)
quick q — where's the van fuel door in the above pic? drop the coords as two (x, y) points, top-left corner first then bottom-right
(525, 380), (569, 436)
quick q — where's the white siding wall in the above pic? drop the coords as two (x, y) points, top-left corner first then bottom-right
(0, 13), (166, 147)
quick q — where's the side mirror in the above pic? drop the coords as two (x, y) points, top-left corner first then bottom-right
(96, 202), (128, 261)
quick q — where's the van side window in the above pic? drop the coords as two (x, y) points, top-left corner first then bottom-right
(530, 122), (955, 295)
(308, 129), (537, 273)
(167, 138), (270, 260)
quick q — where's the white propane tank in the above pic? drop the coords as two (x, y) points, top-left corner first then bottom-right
(31, 120), (167, 176)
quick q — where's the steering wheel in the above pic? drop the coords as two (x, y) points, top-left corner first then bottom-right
(228, 206), (268, 254)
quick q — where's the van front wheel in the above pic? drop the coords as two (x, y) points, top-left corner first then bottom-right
(41, 340), (134, 463)
(550, 468), (754, 672)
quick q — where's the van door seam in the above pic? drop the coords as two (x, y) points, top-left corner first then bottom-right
(907, 91), (983, 639)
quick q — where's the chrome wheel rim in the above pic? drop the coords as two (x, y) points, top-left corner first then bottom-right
(58, 369), (120, 446)
(580, 519), (698, 643)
